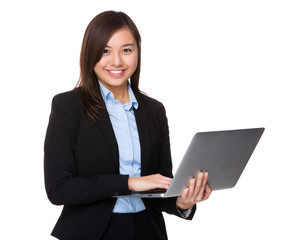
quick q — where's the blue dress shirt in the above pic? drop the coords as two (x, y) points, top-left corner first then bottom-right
(99, 81), (146, 213)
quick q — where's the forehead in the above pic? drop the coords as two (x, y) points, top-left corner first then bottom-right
(106, 28), (136, 47)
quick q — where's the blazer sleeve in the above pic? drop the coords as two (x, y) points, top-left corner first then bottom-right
(155, 102), (196, 220)
(44, 92), (130, 206)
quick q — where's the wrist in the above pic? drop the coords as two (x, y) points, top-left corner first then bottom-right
(176, 205), (193, 219)
(128, 177), (134, 191)
(176, 205), (189, 211)
(128, 177), (138, 191)
(176, 199), (189, 211)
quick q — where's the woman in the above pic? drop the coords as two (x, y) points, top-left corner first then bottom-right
(44, 11), (212, 240)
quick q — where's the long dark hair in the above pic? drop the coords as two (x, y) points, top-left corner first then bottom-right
(76, 11), (141, 123)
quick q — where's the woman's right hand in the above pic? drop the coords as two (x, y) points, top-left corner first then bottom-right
(128, 174), (172, 192)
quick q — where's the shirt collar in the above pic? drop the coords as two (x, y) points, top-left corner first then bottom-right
(99, 81), (138, 110)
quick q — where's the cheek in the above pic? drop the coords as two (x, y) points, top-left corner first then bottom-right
(93, 62), (106, 76)
(129, 55), (138, 72)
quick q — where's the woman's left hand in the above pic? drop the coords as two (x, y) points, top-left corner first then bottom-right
(176, 171), (212, 211)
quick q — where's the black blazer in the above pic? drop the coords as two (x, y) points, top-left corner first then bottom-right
(44, 88), (196, 240)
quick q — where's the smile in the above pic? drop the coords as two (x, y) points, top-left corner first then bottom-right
(107, 70), (125, 76)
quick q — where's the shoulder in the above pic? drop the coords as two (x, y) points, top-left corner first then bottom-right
(52, 88), (82, 106)
(52, 88), (82, 108)
(51, 88), (84, 118)
(135, 91), (166, 113)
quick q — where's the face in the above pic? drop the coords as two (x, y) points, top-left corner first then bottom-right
(93, 28), (138, 92)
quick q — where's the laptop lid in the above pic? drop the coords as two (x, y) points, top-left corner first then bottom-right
(114, 127), (264, 198)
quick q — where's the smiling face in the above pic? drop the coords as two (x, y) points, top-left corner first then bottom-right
(93, 28), (138, 93)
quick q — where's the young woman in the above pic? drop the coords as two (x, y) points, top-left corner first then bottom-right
(44, 11), (212, 240)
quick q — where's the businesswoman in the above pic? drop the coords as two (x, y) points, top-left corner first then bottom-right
(44, 11), (212, 240)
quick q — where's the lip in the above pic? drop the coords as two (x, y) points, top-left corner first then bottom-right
(107, 69), (126, 77)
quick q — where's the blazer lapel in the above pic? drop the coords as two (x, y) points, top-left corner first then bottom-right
(134, 93), (150, 176)
(97, 110), (120, 173)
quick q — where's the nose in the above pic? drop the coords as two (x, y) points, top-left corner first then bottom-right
(110, 52), (123, 67)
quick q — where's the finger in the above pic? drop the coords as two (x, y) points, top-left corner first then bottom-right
(157, 174), (172, 180)
(206, 184), (212, 193)
(156, 174), (173, 184)
(192, 171), (204, 198)
(181, 187), (189, 199)
(152, 174), (172, 189)
(203, 184), (212, 200)
(140, 175), (169, 190)
(187, 178), (196, 198)
(159, 177), (172, 187)
(158, 178), (172, 185)
(195, 171), (208, 202)
(156, 180), (171, 189)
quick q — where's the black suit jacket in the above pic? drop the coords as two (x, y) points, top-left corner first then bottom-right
(44, 88), (196, 240)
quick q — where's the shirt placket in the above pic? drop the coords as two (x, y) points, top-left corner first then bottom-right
(119, 104), (134, 177)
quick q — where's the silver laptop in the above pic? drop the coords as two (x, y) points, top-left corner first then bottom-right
(113, 128), (264, 198)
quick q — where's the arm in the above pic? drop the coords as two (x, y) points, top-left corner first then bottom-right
(44, 93), (130, 206)
(153, 103), (198, 218)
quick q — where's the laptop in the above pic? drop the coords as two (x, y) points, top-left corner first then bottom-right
(113, 127), (265, 198)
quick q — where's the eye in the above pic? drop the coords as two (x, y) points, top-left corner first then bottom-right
(123, 48), (132, 53)
(103, 49), (110, 54)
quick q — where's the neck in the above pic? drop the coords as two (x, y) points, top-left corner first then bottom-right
(101, 82), (130, 104)
(113, 87), (129, 104)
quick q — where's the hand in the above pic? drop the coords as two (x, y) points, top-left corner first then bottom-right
(176, 171), (212, 210)
(128, 174), (172, 192)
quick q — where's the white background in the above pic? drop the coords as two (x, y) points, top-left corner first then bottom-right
(0, 0), (294, 239)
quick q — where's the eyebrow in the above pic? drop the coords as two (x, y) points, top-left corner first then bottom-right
(105, 43), (135, 48)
